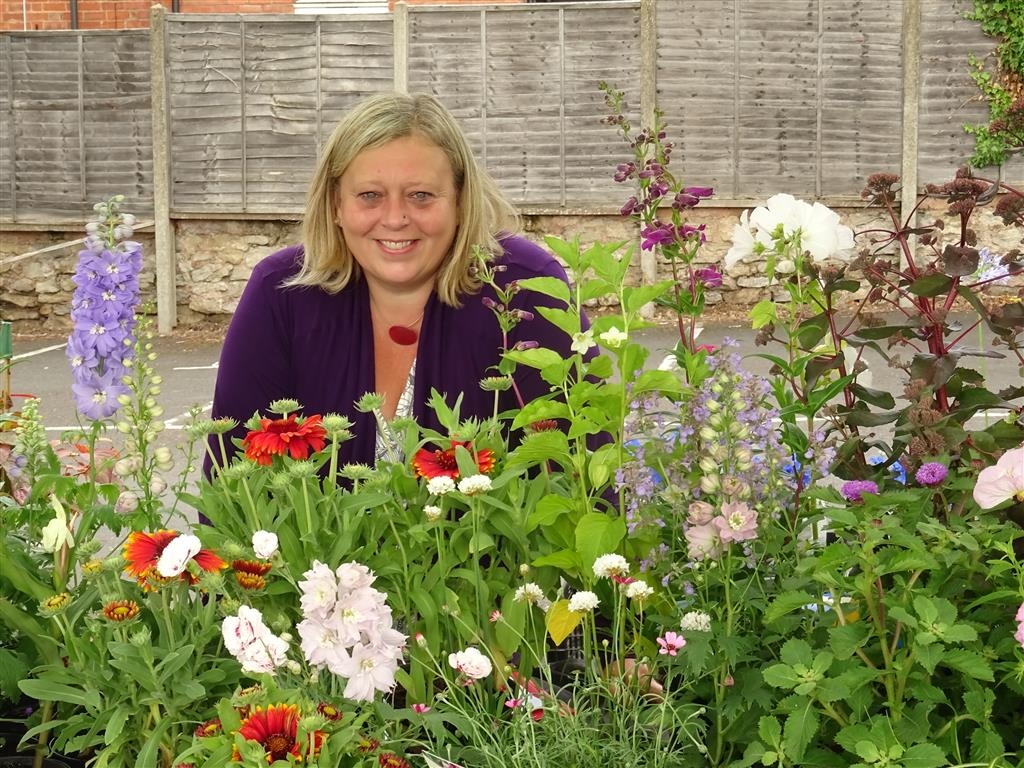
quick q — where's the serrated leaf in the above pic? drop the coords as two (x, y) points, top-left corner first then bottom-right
(829, 623), (871, 659)
(750, 299), (778, 328)
(758, 715), (782, 746)
(763, 663), (801, 689)
(970, 727), (1004, 764)
(914, 642), (943, 674)
(780, 638), (813, 667)
(545, 599), (583, 647)
(941, 648), (994, 681)
(764, 591), (817, 625)
(900, 743), (948, 768)
(782, 703), (818, 763)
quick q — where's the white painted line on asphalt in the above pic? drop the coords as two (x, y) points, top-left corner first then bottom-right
(13, 343), (66, 359)
(173, 362), (219, 370)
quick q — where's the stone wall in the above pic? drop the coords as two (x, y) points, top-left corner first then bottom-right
(1, 202), (1021, 334)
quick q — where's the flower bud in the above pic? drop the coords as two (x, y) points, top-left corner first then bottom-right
(698, 456), (718, 474)
(116, 394), (132, 406)
(115, 491), (139, 514)
(149, 476), (167, 495)
(699, 426), (717, 442)
(116, 421), (131, 434)
(700, 474), (720, 494)
(153, 446), (172, 464)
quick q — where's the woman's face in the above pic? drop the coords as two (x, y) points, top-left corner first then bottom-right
(335, 133), (459, 295)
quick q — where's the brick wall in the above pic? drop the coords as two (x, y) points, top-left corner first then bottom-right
(0, 0), (524, 30)
(0, 0), (295, 31)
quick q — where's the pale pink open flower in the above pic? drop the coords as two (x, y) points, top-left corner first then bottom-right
(972, 446), (1024, 509)
(712, 501), (758, 543)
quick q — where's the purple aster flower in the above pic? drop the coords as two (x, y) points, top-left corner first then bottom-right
(915, 462), (948, 487)
(841, 479), (879, 502)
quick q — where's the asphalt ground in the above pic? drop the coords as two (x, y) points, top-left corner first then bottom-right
(5, 311), (1021, 472)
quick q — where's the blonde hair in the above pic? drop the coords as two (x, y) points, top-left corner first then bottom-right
(289, 93), (519, 306)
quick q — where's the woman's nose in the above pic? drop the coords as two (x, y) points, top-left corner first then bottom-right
(381, 197), (408, 228)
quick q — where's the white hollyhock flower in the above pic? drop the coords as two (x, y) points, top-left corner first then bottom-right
(252, 530), (279, 559)
(156, 534), (201, 577)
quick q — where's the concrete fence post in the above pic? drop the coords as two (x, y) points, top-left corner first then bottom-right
(150, 3), (177, 334)
(900, 0), (921, 269)
(394, 2), (409, 95)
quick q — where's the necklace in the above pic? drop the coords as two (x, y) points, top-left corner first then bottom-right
(372, 299), (425, 346)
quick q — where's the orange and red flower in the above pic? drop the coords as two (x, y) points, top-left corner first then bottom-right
(411, 441), (495, 480)
(123, 530), (227, 590)
(194, 717), (222, 738)
(102, 600), (139, 622)
(379, 754), (412, 768)
(232, 559), (272, 591)
(242, 414), (327, 466)
(316, 702), (343, 721)
(232, 704), (326, 764)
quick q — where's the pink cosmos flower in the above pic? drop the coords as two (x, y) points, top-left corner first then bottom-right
(712, 501), (758, 543)
(411, 703), (431, 714)
(1016, 602), (1024, 651)
(972, 446), (1024, 509)
(657, 631), (686, 656)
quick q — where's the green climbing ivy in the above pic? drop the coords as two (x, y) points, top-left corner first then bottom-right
(963, 0), (1024, 167)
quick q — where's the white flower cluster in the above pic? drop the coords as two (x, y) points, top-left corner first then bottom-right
(567, 590), (600, 613)
(251, 530), (279, 559)
(457, 474), (492, 496)
(625, 581), (654, 601)
(448, 646), (493, 681)
(593, 553), (629, 580)
(427, 476), (456, 496)
(513, 582), (551, 611)
(679, 610), (712, 633)
(296, 560), (406, 702)
(222, 605), (290, 675)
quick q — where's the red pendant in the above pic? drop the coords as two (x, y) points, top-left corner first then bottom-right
(388, 325), (418, 346)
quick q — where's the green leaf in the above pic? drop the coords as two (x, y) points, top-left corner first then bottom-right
(906, 273), (953, 296)
(829, 623), (871, 659)
(532, 549), (582, 572)
(764, 591), (817, 625)
(780, 638), (813, 667)
(515, 276), (572, 305)
(750, 299), (778, 328)
(899, 743), (948, 768)
(914, 643), (943, 674)
(940, 649), (994, 681)
(574, 513), (626, 575)
(758, 716), (782, 746)
(525, 494), (574, 532)
(19, 678), (101, 709)
(782, 703), (818, 763)
(763, 663), (800, 689)
(970, 727), (1004, 764)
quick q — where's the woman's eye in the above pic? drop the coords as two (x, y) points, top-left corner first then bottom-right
(411, 191), (432, 202)
(358, 191), (380, 201)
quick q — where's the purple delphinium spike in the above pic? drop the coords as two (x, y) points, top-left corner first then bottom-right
(66, 197), (141, 421)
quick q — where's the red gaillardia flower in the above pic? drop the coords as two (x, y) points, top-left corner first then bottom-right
(102, 600), (139, 622)
(232, 559), (272, 591)
(411, 441), (495, 480)
(242, 414), (327, 466)
(123, 530), (227, 590)
(232, 704), (326, 763)
(379, 754), (412, 768)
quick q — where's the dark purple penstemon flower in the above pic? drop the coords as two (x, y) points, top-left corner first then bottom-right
(67, 198), (141, 421)
(673, 186), (715, 210)
(640, 222), (676, 251)
(694, 267), (723, 288)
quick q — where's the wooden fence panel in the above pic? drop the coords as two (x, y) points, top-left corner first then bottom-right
(1, 30), (151, 219)
(1, 2), (1021, 222)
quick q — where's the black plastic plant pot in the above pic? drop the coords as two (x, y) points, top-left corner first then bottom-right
(0, 758), (77, 768)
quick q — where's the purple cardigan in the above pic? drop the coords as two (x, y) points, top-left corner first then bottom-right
(207, 235), (584, 469)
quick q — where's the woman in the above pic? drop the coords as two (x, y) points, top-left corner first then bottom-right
(207, 93), (586, 471)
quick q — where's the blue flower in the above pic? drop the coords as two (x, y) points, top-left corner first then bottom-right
(868, 455), (906, 485)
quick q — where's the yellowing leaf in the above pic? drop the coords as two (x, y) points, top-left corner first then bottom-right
(545, 599), (583, 647)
